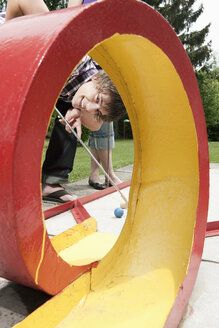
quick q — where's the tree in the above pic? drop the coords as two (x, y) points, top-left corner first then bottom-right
(141, 1), (218, 141)
(142, 0), (212, 69)
(44, 0), (67, 10)
(196, 68), (219, 140)
(0, 0), (7, 11)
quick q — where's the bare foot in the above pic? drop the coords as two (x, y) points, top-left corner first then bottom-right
(42, 183), (77, 203)
(106, 175), (122, 186)
(89, 173), (102, 184)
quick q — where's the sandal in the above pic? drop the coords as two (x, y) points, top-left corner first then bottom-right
(43, 189), (75, 203)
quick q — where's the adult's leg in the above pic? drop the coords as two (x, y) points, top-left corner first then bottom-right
(90, 149), (101, 183)
(42, 99), (78, 202)
(88, 149), (106, 190)
(42, 100), (77, 184)
(89, 148), (122, 187)
(96, 149), (122, 185)
(6, 0), (49, 20)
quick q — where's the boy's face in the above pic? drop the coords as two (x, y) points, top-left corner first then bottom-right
(72, 78), (111, 119)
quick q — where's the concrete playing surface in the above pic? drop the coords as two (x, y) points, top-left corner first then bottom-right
(179, 163), (219, 327)
(45, 188), (129, 237)
(0, 164), (218, 328)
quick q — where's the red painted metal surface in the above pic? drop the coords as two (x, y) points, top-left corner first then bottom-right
(206, 220), (219, 237)
(0, 0), (208, 324)
(70, 181), (131, 223)
(79, 180), (131, 205)
(0, 5), (100, 296)
(43, 180), (131, 221)
(44, 200), (77, 220)
(71, 200), (90, 224)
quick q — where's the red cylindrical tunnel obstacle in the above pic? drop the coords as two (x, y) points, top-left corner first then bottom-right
(0, 0), (208, 326)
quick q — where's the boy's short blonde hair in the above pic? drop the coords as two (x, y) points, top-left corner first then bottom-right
(93, 70), (126, 122)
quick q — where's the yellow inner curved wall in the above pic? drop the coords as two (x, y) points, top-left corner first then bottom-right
(16, 34), (199, 328)
(83, 34), (199, 326)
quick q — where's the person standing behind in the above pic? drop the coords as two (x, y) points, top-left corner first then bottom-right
(88, 122), (122, 190)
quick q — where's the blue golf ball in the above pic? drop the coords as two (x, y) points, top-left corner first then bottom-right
(114, 207), (124, 218)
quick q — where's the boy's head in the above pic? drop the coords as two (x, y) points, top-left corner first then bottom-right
(72, 70), (126, 122)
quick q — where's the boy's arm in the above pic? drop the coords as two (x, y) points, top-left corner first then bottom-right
(62, 108), (102, 137)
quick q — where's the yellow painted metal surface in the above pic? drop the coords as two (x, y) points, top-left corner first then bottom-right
(59, 232), (118, 265)
(14, 273), (91, 328)
(51, 217), (97, 253)
(14, 34), (199, 328)
(56, 269), (175, 328)
(89, 35), (198, 294)
(35, 220), (47, 285)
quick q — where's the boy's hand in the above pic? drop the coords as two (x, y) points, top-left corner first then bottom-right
(60, 108), (82, 138)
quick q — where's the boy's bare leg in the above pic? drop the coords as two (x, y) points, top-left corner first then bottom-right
(6, 0), (49, 20)
(6, 0), (83, 21)
(68, 0), (83, 7)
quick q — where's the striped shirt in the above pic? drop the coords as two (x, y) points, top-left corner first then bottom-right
(59, 55), (100, 103)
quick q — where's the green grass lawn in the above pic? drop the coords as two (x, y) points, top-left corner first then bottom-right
(208, 142), (219, 163)
(42, 139), (218, 183)
(68, 139), (134, 182)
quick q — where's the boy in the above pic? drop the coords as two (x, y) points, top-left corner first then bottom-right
(42, 55), (125, 202)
